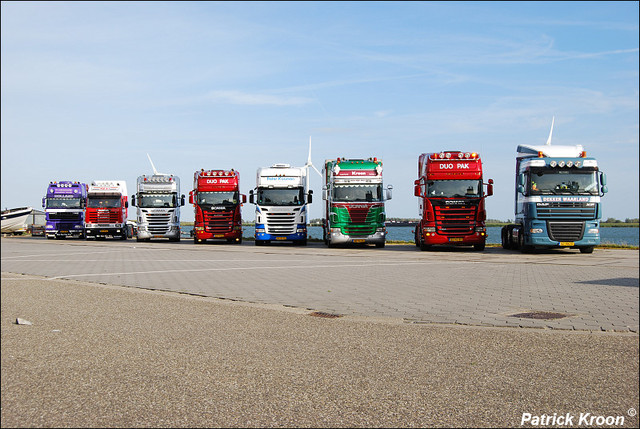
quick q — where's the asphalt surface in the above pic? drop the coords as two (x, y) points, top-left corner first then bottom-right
(1, 236), (639, 427)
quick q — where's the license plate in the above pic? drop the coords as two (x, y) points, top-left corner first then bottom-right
(60, 231), (69, 234)
(449, 237), (464, 242)
(353, 239), (365, 243)
(276, 237), (287, 240)
(559, 242), (574, 247)
(100, 230), (108, 233)
(214, 234), (224, 238)
(153, 235), (163, 238)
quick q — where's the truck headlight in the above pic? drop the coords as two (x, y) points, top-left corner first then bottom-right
(530, 228), (543, 234)
(297, 228), (306, 233)
(588, 228), (599, 234)
(424, 227), (436, 232)
(256, 228), (265, 233)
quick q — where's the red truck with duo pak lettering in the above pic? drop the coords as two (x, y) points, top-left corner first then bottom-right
(189, 169), (246, 244)
(414, 151), (493, 251)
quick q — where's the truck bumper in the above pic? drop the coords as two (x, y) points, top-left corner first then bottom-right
(45, 224), (84, 238)
(137, 226), (181, 241)
(194, 229), (242, 242)
(525, 220), (601, 248)
(420, 232), (487, 246)
(255, 224), (307, 242)
(85, 224), (126, 238)
(328, 228), (386, 246)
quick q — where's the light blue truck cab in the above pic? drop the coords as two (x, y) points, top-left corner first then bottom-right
(501, 143), (607, 253)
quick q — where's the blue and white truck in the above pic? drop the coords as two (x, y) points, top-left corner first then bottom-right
(249, 163), (313, 245)
(501, 122), (608, 253)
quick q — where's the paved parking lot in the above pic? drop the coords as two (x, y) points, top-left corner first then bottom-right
(2, 237), (638, 332)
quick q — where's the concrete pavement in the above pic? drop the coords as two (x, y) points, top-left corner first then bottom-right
(1, 236), (639, 427)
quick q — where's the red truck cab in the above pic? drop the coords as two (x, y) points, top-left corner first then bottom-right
(414, 152), (493, 251)
(189, 169), (246, 244)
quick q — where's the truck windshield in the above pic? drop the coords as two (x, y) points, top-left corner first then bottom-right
(332, 184), (383, 202)
(529, 170), (598, 195)
(198, 191), (239, 206)
(257, 188), (305, 206)
(426, 180), (481, 198)
(46, 198), (83, 209)
(87, 197), (121, 208)
(138, 193), (177, 208)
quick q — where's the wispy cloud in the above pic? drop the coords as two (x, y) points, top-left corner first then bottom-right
(204, 90), (313, 106)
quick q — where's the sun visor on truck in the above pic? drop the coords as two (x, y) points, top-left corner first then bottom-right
(89, 192), (121, 198)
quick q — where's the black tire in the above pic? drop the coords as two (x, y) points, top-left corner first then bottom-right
(376, 242), (385, 248)
(579, 246), (594, 254)
(474, 242), (485, 251)
(501, 227), (509, 250)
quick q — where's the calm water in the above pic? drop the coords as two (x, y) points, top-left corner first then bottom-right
(182, 225), (638, 246)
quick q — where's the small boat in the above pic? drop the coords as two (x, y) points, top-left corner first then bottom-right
(1, 207), (33, 233)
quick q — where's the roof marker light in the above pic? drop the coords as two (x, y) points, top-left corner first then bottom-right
(550, 161), (557, 167)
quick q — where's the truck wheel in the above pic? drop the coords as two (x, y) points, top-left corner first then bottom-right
(579, 246), (594, 254)
(501, 227), (511, 250)
(376, 242), (385, 248)
(474, 242), (485, 251)
(419, 242), (431, 251)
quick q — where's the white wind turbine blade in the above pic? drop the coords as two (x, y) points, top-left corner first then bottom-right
(147, 153), (168, 176)
(306, 137), (322, 177)
(545, 116), (555, 145)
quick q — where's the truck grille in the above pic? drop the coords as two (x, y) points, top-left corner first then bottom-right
(266, 212), (296, 235)
(204, 210), (233, 233)
(547, 221), (585, 242)
(146, 212), (171, 234)
(537, 202), (596, 219)
(433, 204), (477, 235)
(344, 207), (377, 236)
(86, 210), (119, 223)
(48, 212), (82, 221)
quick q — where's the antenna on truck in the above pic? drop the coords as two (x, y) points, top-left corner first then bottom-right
(545, 116), (555, 146)
(147, 153), (168, 176)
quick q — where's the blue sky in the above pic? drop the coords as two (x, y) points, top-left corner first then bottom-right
(2, 1), (638, 223)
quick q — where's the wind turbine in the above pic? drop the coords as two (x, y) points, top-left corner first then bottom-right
(304, 136), (322, 193)
(545, 116), (555, 145)
(147, 153), (168, 176)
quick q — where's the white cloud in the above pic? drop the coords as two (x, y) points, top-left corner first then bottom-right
(204, 90), (313, 106)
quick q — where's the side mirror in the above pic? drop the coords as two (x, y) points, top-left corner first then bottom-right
(249, 190), (255, 204)
(386, 185), (393, 200)
(517, 185), (525, 195)
(131, 195), (136, 207)
(125, 200), (129, 209)
(600, 172), (607, 186)
(188, 191), (194, 205)
(42, 197), (45, 208)
(322, 188), (328, 201)
(307, 190), (313, 204)
(518, 173), (525, 186)
(241, 194), (247, 204)
(486, 179), (494, 197)
(181, 195), (185, 206)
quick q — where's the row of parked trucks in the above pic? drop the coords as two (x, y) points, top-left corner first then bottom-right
(42, 130), (608, 253)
